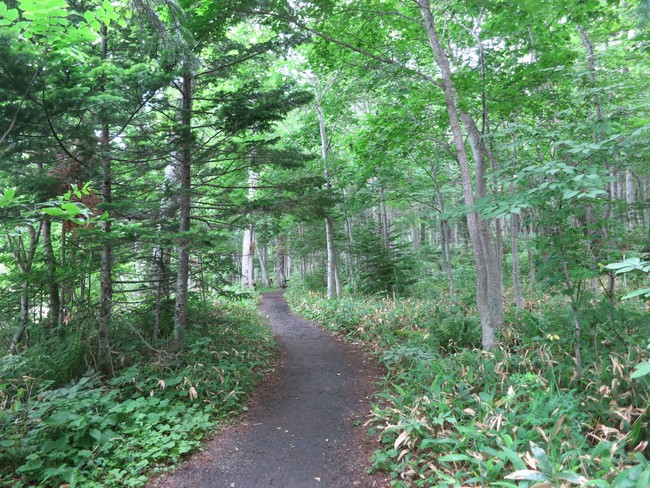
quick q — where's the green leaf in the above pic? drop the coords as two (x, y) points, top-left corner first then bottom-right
(636, 466), (650, 488)
(2, 188), (16, 201)
(622, 289), (650, 300)
(630, 361), (650, 379)
(439, 453), (472, 462)
(500, 448), (527, 470)
(41, 207), (66, 217)
(558, 471), (588, 484)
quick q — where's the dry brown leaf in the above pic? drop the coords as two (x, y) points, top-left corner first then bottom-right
(189, 386), (198, 400)
(394, 430), (410, 450)
(633, 440), (648, 453)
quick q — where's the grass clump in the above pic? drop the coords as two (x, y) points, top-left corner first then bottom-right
(0, 297), (275, 487)
(285, 286), (649, 487)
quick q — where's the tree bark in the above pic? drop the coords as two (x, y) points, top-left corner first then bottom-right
(97, 21), (113, 374)
(626, 168), (635, 229)
(511, 213), (524, 309)
(461, 113), (504, 348)
(42, 218), (60, 329)
(241, 225), (255, 287)
(7, 223), (41, 355)
(411, 224), (421, 251)
(315, 101), (341, 298)
(276, 236), (287, 288)
(416, 0), (503, 348)
(440, 218), (456, 300)
(241, 170), (258, 287)
(173, 72), (193, 343)
(379, 185), (390, 247)
(257, 245), (270, 287)
(325, 216), (340, 298)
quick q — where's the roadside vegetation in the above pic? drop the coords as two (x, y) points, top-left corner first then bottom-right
(0, 296), (275, 487)
(286, 266), (650, 487)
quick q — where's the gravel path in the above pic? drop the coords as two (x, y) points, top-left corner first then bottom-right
(148, 291), (388, 488)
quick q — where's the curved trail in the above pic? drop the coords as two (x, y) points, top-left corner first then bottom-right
(150, 291), (387, 488)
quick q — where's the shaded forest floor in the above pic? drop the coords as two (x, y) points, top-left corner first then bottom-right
(148, 291), (389, 488)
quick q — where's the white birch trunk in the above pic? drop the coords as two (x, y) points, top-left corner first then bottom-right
(241, 225), (255, 287)
(241, 170), (259, 287)
(315, 99), (340, 298)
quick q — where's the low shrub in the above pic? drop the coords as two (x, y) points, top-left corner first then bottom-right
(0, 297), (275, 487)
(286, 286), (650, 487)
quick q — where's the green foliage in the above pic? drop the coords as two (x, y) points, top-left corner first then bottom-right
(0, 298), (275, 487)
(351, 227), (418, 296)
(605, 258), (650, 300)
(286, 286), (649, 487)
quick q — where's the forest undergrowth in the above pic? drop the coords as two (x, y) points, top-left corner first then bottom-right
(286, 280), (650, 488)
(0, 297), (275, 487)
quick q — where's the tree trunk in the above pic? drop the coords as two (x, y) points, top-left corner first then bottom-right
(97, 21), (113, 374)
(511, 213), (524, 309)
(411, 224), (421, 251)
(152, 247), (165, 341)
(276, 236), (287, 288)
(298, 224), (307, 277)
(325, 216), (340, 298)
(525, 221), (537, 287)
(626, 168), (635, 229)
(7, 282), (30, 355)
(315, 101), (341, 298)
(241, 170), (258, 287)
(42, 218), (60, 329)
(379, 185), (390, 247)
(417, 0), (503, 348)
(440, 218), (456, 300)
(7, 223), (41, 355)
(241, 225), (255, 287)
(173, 72), (193, 343)
(257, 245), (270, 287)
(151, 157), (180, 340)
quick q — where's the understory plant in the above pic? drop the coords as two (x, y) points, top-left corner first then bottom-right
(0, 297), (275, 487)
(286, 285), (650, 487)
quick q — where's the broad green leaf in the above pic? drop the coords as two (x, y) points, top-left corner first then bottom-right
(558, 471), (588, 484)
(630, 361), (650, 379)
(622, 289), (650, 300)
(41, 207), (66, 217)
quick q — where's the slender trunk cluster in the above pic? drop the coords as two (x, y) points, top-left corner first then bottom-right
(417, 0), (504, 349)
(6, 223), (42, 355)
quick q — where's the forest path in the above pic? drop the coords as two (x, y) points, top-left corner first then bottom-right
(149, 290), (388, 488)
